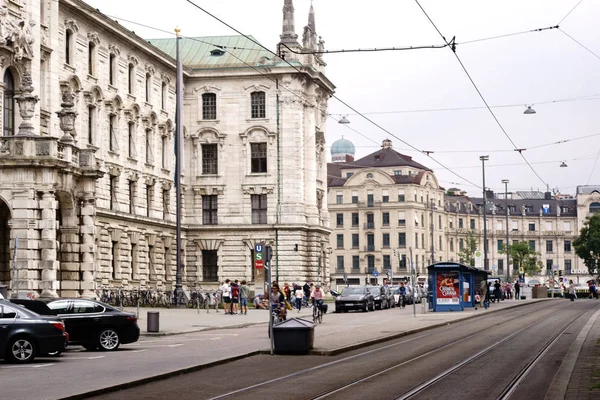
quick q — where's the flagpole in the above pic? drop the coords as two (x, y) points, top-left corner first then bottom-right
(174, 27), (183, 304)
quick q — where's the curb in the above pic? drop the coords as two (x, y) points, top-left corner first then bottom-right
(59, 299), (550, 399)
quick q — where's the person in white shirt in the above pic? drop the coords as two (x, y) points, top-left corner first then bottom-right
(221, 279), (231, 313)
(295, 286), (304, 312)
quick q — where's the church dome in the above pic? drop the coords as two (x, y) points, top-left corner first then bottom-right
(331, 137), (355, 160)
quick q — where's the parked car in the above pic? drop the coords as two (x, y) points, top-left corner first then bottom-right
(335, 286), (374, 312)
(0, 299), (67, 363)
(527, 279), (542, 287)
(11, 298), (140, 351)
(391, 285), (413, 306)
(366, 286), (391, 310)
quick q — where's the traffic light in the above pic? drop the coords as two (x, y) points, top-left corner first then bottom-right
(265, 245), (272, 262)
(559, 270), (563, 277)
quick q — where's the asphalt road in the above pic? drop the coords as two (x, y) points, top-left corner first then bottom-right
(78, 300), (600, 400)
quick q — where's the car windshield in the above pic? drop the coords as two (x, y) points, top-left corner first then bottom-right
(366, 287), (380, 295)
(341, 287), (364, 295)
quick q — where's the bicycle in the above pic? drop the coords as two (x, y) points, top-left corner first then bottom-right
(312, 300), (323, 324)
(399, 294), (406, 309)
(301, 296), (313, 308)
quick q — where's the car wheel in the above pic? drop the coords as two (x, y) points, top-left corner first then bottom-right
(98, 328), (120, 351)
(369, 302), (375, 311)
(362, 302), (368, 312)
(8, 337), (37, 364)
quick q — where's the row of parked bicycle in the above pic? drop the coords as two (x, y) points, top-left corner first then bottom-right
(333, 284), (428, 312)
(95, 287), (222, 310)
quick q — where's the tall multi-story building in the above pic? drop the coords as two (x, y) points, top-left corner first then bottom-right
(327, 138), (598, 287)
(0, 0), (333, 298)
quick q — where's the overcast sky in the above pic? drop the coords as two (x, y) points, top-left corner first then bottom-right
(84, 0), (600, 197)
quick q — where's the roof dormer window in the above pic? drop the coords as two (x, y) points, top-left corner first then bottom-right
(210, 49), (225, 57)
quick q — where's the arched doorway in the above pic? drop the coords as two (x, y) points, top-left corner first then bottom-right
(0, 200), (11, 286)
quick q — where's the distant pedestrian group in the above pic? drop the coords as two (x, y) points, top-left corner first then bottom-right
(220, 279), (249, 315)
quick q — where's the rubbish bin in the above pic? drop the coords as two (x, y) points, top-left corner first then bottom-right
(147, 311), (159, 333)
(0, 285), (7, 299)
(272, 318), (314, 354)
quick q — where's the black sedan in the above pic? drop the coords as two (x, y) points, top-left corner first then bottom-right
(11, 298), (140, 351)
(334, 286), (375, 312)
(0, 299), (67, 363)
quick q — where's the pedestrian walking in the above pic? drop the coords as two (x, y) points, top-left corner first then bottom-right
(494, 280), (502, 302)
(514, 280), (521, 300)
(283, 283), (291, 301)
(568, 279), (575, 301)
(239, 280), (249, 315)
(294, 285), (304, 312)
(479, 279), (487, 308)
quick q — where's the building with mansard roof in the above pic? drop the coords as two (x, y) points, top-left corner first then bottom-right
(328, 138), (597, 288)
(0, 0), (333, 298)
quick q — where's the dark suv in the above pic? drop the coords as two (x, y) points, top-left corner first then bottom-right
(366, 286), (391, 310)
(335, 286), (375, 312)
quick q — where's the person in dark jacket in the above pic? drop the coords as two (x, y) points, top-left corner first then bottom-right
(514, 280), (521, 299)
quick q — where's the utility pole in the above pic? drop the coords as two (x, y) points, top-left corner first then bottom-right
(502, 179), (510, 282)
(480, 156), (489, 271)
(409, 247), (416, 318)
(430, 199), (435, 264)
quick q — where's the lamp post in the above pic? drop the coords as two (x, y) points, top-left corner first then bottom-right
(480, 156), (489, 270)
(502, 179), (510, 282)
(430, 199), (436, 264)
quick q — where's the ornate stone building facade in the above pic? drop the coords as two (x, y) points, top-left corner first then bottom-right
(327, 138), (598, 287)
(0, 0), (333, 298)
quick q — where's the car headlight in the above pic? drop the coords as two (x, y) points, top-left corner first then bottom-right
(374, 296), (381, 300)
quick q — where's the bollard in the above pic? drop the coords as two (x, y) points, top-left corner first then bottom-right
(147, 311), (160, 333)
(421, 298), (427, 314)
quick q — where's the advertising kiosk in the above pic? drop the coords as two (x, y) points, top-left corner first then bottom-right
(427, 262), (488, 312)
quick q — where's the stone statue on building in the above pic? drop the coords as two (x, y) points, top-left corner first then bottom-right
(0, 5), (35, 60)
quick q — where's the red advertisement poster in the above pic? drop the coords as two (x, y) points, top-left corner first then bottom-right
(436, 273), (460, 304)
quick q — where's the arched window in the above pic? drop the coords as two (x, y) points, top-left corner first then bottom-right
(590, 202), (600, 213)
(128, 63), (135, 94)
(161, 82), (167, 110)
(145, 73), (151, 102)
(3, 70), (15, 136)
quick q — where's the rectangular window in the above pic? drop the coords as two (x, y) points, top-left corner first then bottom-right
(346, 172), (354, 178)
(336, 192), (343, 204)
(366, 213), (374, 229)
(128, 64), (135, 94)
(251, 91), (266, 118)
(162, 189), (169, 219)
(450, 238), (454, 252)
(336, 213), (344, 227)
(202, 93), (217, 120)
(438, 215), (442, 229)
(382, 212), (390, 226)
(366, 234), (375, 251)
(439, 236), (442, 250)
(145, 74), (151, 102)
(251, 194), (267, 224)
(565, 259), (572, 275)
(529, 240), (536, 251)
(336, 234), (344, 249)
(394, 170), (402, 176)
(398, 233), (406, 248)
(422, 233), (425, 250)
(146, 185), (152, 217)
(109, 115), (117, 151)
(496, 221), (503, 230)
(546, 259), (553, 273)
(512, 220), (518, 231)
(497, 240), (503, 251)
(529, 223), (535, 231)
(398, 211), (406, 227)
(459, 239), (464, 251)
(383, 233), (390, 248)
(128, 180), (135, 214)
(459, 218), (464, 229)
(128, 123), (136, 158)
(382, 190), (389, 203)
(415, 233), (419, 248)
(146, 130), (154, 164)
(87, 106), (94, 145)
(109, 54), (115, 85)
(498, 259), (504, 275)
(564, 240), (572, 252)
(351, 233), (359, 249)
(337, 256), (344, 271)
(202, 144), (218, 175)
(351, 191), (358, 204)
(109, 176), (117, 211)
(367, 255), (375, 273)
(202, 195), (218, 225)
(470, 219), (475, 229)
(546, 240), (553, 252)
(400, 255), (407, 270)
(250, 143), (267, 173)
(398, 189), (405, 202)
(383, 255), (391, 270)
(161, 136), (168, 169)
(367, 192), (374, 207)
(352, 256), (360, 271)
(202, 250), (218, 282)
(352, 213), (359, 227)
(449, 219), (454, 229)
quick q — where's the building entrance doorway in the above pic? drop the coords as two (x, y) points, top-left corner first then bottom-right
(0, 200), (11, 287)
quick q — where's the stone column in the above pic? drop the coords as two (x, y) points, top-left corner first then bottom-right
(58, 194), (80, 298)
(79, 194), (96, 298)
(39, 191), (59, 298)
(10, 190), (40, 296)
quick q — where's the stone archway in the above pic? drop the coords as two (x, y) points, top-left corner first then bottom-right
(0, 199), (11, 286)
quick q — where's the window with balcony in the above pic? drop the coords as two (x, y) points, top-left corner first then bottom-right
(367, 234), (375, 251)
(335, 234), (344, 249)
(564, 240), (572, 252)
(202, 144), (218, 175)
(202, 93), (217, 120)
(398, 233), (406, 248)
(366, 213), (374, 229)
(382, 212), (390, 226)
(546, 240), (553, 252)
(367, 192), (374, 207)
(352, 234), (359, 248)
(367, 255), (375, 274)
(250, 143), (267, 173)
(352, 256), (360, 271)
(352, 213), (359, 227)
(336, 213), (343, 227)
(202, 195), (218, 225)
(337, 256), (344, 271)
(383, 233), (390, 248)
(383, 255), (391, 270)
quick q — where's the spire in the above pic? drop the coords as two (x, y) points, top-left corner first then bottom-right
(308, 3), (316, 32)
(280, 0), (299, 44)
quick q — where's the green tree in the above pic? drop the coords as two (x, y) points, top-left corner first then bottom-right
(573, 213), (600, 275)
(458, 230), (478, 266)
(500, 241), (542, 276)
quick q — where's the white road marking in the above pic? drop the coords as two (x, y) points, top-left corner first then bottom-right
(167, 344), (183, 347)
(67, 356), (106, 360)
(1, 363), (54, 369)
(137, 334), (239, 344)
(210, 337), (221, 340)
(130, 349), (147, 353)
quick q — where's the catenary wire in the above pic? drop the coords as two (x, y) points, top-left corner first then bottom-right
(587, 150), (600, 185)
(183, 0), (484, 190)
(413, 0), (549, 189)
(557, 0), (585, 25)
(558, 29), (600, 61)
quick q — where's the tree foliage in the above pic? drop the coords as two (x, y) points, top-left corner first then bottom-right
(458, 230), (478, 266)
(500, 241), (542, 276)
(573, 212), (600, 274)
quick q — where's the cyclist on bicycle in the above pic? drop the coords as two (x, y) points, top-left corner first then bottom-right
(398, 282), (407, 308)
(310, 284), (325, 311)
(270, 284), (286, 321)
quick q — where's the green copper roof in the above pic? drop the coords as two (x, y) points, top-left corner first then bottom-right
(147, 35), (278, 69)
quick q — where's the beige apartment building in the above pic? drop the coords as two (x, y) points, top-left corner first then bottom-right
(327, 138), (599, 287)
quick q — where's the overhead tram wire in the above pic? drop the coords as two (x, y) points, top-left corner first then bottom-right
(558, 29), (600, 62)
(183, 0), (483, 190)
(413, 0), (550, 190)
(587, 150), (600, 185)
(558, 0), (585, 25)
